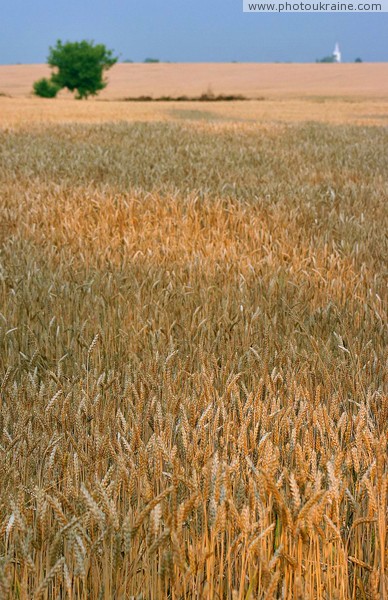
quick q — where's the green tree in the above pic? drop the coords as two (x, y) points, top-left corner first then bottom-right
(316, 56), (335, 63)
(48, 40), (118, 99)
(33, 77), (60, 98)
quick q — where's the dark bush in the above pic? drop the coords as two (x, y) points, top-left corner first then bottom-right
(33, 77), (60, 98)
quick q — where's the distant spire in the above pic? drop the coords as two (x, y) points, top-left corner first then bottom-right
(333, 42), (341, 63)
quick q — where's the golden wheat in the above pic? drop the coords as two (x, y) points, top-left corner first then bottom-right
(0, 106), (387, 599)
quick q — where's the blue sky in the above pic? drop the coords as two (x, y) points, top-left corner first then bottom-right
(0, 0), (387, 64)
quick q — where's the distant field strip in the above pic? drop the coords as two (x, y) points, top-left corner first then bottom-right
(1, 62), (388, 99)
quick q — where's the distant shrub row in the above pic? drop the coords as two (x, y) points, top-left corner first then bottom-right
(120, 93), (252, 102)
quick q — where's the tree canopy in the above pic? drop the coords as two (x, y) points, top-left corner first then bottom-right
(316, 55), (335, 63)
(48, 40), (118, 99)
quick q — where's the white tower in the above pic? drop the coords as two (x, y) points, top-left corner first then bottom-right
(333, 43), (341, 63)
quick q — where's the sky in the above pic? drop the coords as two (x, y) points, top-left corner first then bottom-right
(0, 0), (387, 64)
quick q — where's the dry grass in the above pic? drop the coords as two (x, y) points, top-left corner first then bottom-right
(0, 111), (387, 599)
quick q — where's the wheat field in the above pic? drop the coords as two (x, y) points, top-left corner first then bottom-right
(0, 96), (387, 600)
(2, 62), (388, 99)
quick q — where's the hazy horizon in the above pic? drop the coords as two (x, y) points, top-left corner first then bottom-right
(4, 60), (388, 66)
(0, 0), (387, 65)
